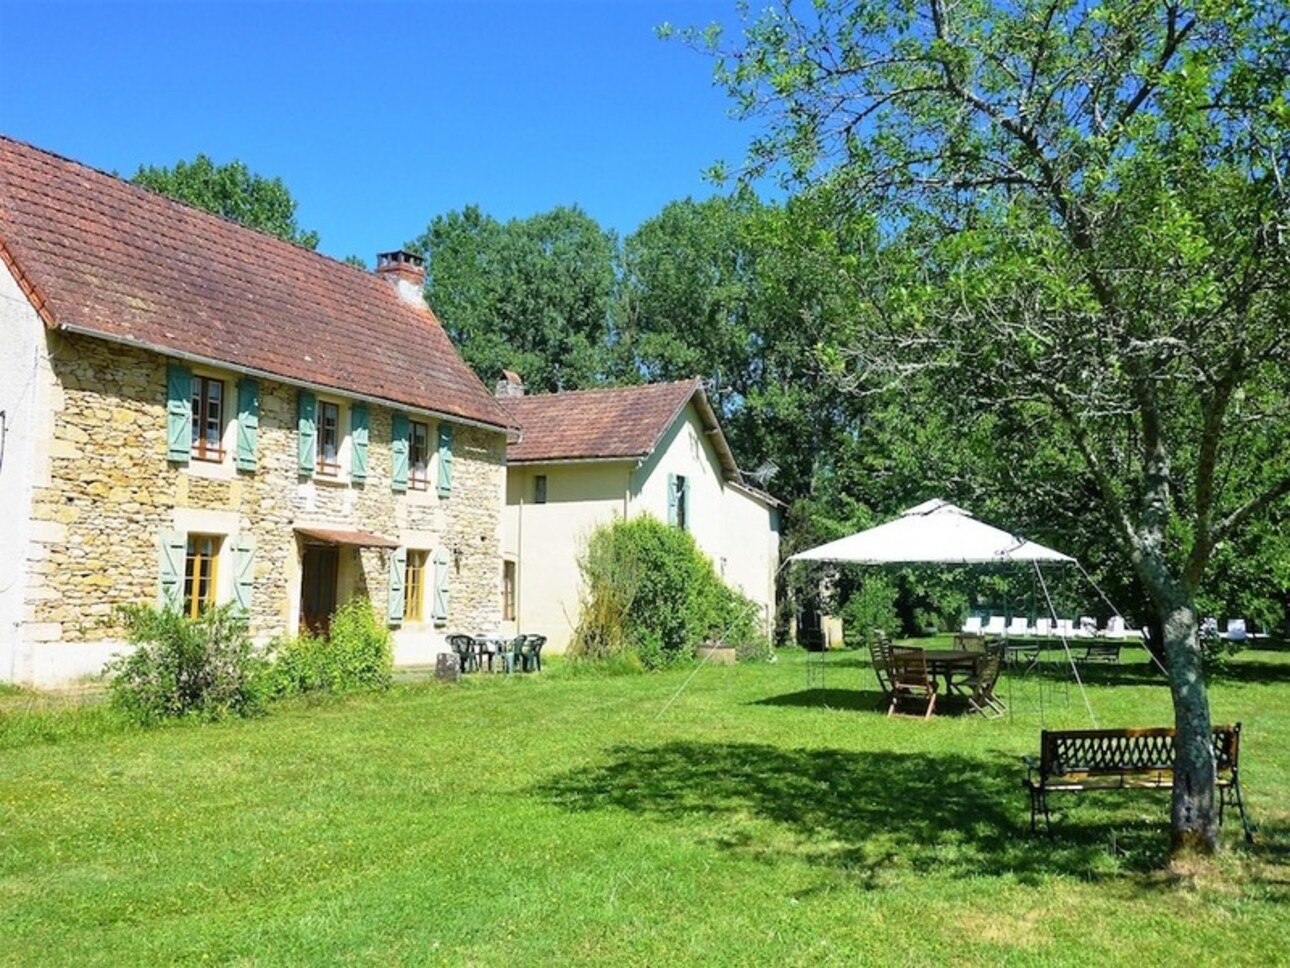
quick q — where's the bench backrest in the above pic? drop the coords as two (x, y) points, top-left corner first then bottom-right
(1039, 724), (1241, 780)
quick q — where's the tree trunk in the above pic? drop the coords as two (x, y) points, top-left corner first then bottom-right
(1158, 594), (1219, 855)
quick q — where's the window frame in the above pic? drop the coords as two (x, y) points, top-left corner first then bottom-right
(674, 474), (688, 531)
(184, 533), (222, 618)
(404, 549), (428, 622)
(502, 560), (516, 621)
(316, 399), (343, 476)
(409, 419), (431, 490)
(534, 474), (547, 505)
(190, 375), (226, 463)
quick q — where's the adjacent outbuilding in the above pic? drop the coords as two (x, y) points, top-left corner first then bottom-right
(498, 376), (781, 652)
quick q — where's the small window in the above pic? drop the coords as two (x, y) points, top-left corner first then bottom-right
(674, 475), (688, 531)
(534, 475), (547, 504)
(184, 534), (221, 618)
(503, 560), (516, 621)
(317, 401), (341, 475)
(190, 376), (225, 462)
(405, 550), (428, 622)
(409, 420), (431, 490)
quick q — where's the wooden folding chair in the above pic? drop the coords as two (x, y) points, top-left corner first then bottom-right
(888, 646), (937, 719)
(868, 629), (894, 700)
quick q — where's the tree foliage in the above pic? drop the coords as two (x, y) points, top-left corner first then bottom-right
(412, 205), (620, 392)
(684, 0), (1290, 852)
(570, 516), (768, 669)
(131, 154), (320, 249)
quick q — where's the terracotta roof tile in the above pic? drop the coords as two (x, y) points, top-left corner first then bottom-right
(505, 380), (700, 463)
(0, 136), (515, 431)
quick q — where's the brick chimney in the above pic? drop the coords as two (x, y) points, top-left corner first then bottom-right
(495, 369), (525, 397)
(375, 250), (425, 306)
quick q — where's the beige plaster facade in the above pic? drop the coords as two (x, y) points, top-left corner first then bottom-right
(0, 284), (506, 684)
(502, 402), (780, 652)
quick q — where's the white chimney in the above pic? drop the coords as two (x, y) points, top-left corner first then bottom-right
(495, 370), (525, 397)
(375, 250), (426, 307)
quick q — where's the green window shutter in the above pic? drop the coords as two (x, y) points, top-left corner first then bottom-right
(391, 412), (409, 492)
(157, 530), (186, 611)
(235, 378), (259, 471)
(681, 478), (691, 532)
(388, 546), (407, 626)
(297, 390), (316, 476)
(232, 534), (256, 615)
(666, 473), (678, 526)
(350, 404), (369, 483)
(437, 423), (454, 497)
(433, 547), (450, 625)
(166, 363), (192, 464)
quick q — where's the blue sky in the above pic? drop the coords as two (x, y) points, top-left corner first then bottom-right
(0, 1), (761, 264)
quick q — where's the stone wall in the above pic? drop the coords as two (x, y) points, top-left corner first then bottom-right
(15, 330), (507, 680)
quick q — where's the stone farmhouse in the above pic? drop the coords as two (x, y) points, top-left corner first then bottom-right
(499, 376), (781, 652)
(0, 136), (518, 685)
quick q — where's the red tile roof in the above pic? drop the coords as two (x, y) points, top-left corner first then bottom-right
(0, 136), (515, 432)
(504, 378), (743, 481)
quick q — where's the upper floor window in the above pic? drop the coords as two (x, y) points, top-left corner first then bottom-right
(317, 401), (342, 475)
(190, 376), (225, 462)
(534, 475), (547, 504)
(409, 420), (431, 490)
(666, 473), (689, 529)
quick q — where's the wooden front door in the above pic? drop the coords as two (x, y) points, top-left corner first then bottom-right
(300, 545), (339, 635)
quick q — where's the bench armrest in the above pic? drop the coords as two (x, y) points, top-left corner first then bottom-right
(1021, 754), (1044, 783)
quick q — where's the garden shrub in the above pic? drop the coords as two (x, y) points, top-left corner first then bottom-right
(268, 598), (392, 697)
(840, 575), (900, 648)
(107, 603), (268, 725)
(570, 516), (770, 669)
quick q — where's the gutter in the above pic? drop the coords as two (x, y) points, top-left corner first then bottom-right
(55, 323), (522, 441)
(506, 455), (644, 467)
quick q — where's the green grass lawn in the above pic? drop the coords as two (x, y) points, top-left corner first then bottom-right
(2, 645), (1288, 966)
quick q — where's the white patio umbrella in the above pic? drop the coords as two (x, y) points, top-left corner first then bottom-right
(786, 499), (1097, 724)
(787, 499), (1074, 565)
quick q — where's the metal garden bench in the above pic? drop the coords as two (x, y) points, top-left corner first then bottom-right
(1022, 724), (1253, 842)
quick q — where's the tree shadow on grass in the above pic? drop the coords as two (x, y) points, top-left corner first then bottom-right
(535, 740), (1200, 886)
(750, 688), (888, 713)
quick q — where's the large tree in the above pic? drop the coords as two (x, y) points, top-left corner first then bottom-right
(131, 154), (320, 249)
(682, 0), (1290, 853)
(412, 205), (619, 392)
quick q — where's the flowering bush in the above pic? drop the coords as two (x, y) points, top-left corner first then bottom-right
(107, 604), (268, 725)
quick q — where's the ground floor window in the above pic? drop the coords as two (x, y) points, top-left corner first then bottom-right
(405, 549), (428, 622)
(503, 560), (516, 621)
(184, 534), (221, 618)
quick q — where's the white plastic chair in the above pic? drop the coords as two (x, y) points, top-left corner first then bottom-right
(1078, 616), (1098, 637)
(1106, 615), (1125, 638)
(1033, 617), (1052, 638)
(962, 616), (983, 635)
(1054, 618), (1075, 638)
(1006, 616), (1029, 638)
(1225, 618), (1247, 642)
(983, 615), (1007, 636)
